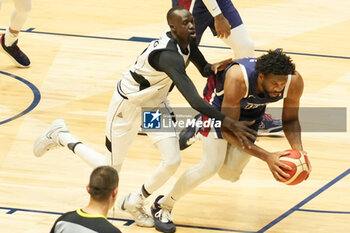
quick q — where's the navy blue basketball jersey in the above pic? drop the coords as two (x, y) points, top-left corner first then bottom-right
(201, 57), (291, 138)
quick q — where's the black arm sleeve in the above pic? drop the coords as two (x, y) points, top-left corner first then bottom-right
(151, 50), (225, 121)
(189, 42), (213, 77)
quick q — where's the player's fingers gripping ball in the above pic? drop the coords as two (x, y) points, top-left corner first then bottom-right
(280, 149), (311, 185)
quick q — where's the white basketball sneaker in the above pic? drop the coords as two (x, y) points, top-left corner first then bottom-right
(33, 119), (69, 157)
(118, 193), (154, 227)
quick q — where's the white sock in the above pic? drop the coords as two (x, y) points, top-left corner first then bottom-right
(58, 132), (107, 167)
(4, 28), (18, 47)
(57, 132), (79, 147)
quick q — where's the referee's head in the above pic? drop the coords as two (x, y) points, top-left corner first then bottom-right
(87, 166), (119, 205)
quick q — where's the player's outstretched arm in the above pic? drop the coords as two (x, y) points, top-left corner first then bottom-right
(151, 50), (256, 146)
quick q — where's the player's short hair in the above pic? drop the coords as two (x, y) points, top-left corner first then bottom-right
(89, 166), (119, 202)
(167, 6), (187, 24)
(255, 49), (295, 76)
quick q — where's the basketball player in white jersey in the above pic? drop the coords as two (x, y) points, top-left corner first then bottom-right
(33, 6), (256, 228)
(150, 50), (310, 233)
(0, 0), (31, 67)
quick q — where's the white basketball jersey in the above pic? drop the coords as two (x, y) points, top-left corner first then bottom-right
(118, 32), (191, 106)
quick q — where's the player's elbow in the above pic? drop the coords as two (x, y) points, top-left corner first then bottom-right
(187, 97), (204, 111)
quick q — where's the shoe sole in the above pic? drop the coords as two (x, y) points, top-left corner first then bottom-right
(258, 126), (283, 134)
(178, 114), (201, 150)
(154, 224), (176, 233)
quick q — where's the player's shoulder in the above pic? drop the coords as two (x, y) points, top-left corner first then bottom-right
(290, 70), (303, 88)
(158, 32), (178, 50)
(236, 57), (257, 66)
(293, 70), (302, 79)
(286, 70), (303, 99)
(224, 63), (247, 96)
(149, 32), (178, 53)
(225, 62), (246, 82)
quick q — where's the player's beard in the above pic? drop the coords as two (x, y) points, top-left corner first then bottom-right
(262, 82), (282, 100)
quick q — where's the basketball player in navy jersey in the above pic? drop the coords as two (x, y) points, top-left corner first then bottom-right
(34, 6), (256, 228)
(173, 0), (282, 150)
(150, 50), (309, 233)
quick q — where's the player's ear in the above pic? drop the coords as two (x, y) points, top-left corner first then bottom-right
(113, 187), (118, 198)
(86, 184), (90, 194)
(169, 23), (176, 32)
(258, 73), (267, 83)
(258, 73), (264, 80)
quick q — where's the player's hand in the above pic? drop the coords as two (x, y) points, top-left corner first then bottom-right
(211, 58), (233, 74)
(214, 14), (231, 39)
(222, 117), (257, 149)
(266, 151), (292, 182)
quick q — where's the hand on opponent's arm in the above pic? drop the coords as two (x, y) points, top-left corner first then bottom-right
(211, 58), (233, 74)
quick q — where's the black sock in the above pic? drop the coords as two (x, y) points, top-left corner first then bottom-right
(141, 184), (151, 198)
(67, 142), (82, 153)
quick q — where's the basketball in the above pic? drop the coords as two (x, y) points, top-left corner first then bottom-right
(280, 149), (311, 185)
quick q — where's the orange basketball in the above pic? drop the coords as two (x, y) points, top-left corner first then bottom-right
(280, 149), (311, 185)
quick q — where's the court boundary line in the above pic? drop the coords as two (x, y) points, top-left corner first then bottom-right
(297, 208), (350, 214)
(0, 206), (255, 233)
(0, 71), (41, 125)
(257, 168), (350, 233)
(0, 28), (349, 60)
(1, 166), (349, 233)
